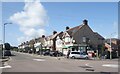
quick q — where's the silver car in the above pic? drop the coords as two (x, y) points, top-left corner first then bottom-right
(69, 51), (89, 59)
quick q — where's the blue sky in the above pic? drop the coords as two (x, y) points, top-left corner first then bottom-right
(1, 2), (118, 46)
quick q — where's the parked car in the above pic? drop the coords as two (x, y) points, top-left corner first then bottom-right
(18, 49), (23, 52)
(43, 50), (50, 56)
(28, 49), (33, 54)
(69, 51), (89, 59)
(50, 51), (57, 57)
(57, 51), (64, 56)
(49, 51), (63, 57)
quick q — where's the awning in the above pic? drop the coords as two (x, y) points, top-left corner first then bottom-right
(62, 46), (69, 49)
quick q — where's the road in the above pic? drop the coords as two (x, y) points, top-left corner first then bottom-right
(1, 51), (118, 72)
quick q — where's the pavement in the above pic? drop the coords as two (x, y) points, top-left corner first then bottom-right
(1, 51), (119, 72)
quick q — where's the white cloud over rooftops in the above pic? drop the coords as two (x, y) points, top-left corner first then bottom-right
(9, 0), (48, 43)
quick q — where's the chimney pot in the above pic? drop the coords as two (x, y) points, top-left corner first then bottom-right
(83, 19), (88, 25)
(42, 35), (45, 38)
(66, 26), (70, 30)
(53, 31), (57, 35)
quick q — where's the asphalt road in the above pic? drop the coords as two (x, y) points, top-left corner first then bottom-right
(2, 51), (118, 72)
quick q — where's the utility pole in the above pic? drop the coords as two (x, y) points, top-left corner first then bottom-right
(3, 23), (12, 58)
(110, 37), (112, 59)
(109, 32), (116, 59)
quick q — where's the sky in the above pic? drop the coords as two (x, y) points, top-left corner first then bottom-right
(1, 0), (119, 46)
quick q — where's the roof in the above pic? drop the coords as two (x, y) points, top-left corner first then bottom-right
(66, 24), (84, 36)
(58, 31), (64, 39)
(45, 32), (63, 40)
(106, 38), (120, 41)
(94, 32), (105, 40)
(28, 39), (35, 44)
(45, 33), (58, 41)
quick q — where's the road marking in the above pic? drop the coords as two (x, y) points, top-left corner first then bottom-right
(33, 59), (45, 61)
(0, 65), (12, 69)
(102, 64), (118, 68)
(85, 63), (93, 67)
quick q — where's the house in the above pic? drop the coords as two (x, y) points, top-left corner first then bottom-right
(61, 20), (105, 55)
(105, 38), (120, 51)
(18, 42), (25, 49)
(28, 39), (35, 50)
(23, 41), (29, 52)
(34, 37), (42, 53)
(44, 31), (59, 51)
(33, 35), (47, 53)
(105, 38), (120, 57)
(44, 35), (53, 50)
(18, 41), (29, 52)
(18, 19), (105, 56)
(56, 32), (64, 52)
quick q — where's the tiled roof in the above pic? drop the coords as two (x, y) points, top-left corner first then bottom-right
(29, 39), (35, 44)
(66, 24), (84, 36)
(58, 31), (64, 39)
(94, 32), (105, 40)
(45, 32), (63, 40)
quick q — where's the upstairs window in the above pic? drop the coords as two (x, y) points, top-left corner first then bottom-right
(65, 37), (71, 42)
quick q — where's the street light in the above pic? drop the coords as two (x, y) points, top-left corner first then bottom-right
(2, 22), (12, 58)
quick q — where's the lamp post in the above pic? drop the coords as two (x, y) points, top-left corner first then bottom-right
(3, 23), (12, 58)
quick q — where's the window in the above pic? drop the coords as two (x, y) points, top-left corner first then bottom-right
(71, 52), (80, 54)
(65, 37), (70, 42)
(57, 39), (62, 45)
(83, 37), (86, 42)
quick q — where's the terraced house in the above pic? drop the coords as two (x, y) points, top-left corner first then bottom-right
(18, 19), (105, 56)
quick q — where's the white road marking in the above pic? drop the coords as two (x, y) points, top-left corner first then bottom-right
(0, 65), (12, 69)
(33, 59), (45, 61)
(85, 63), (93, 67)
(85, 63), (89, 66)
(102, 64), (118, 68)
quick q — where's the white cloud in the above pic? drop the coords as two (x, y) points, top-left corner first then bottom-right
(9, 0), (48, 44)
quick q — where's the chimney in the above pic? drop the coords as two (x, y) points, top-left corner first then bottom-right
(53, 31), (57, 35)
(66, 26), (70, 30)
(83, 19), (88, 25)
(42, 35), (45, 38)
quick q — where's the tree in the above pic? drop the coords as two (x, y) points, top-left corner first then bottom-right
(4, 43), (11, 50)
(4, 43), (12, 56)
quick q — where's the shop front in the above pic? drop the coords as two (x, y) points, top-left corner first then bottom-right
(62, 43), (91, 55)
